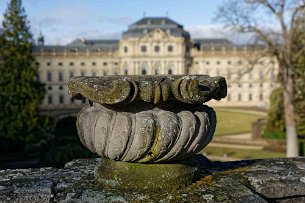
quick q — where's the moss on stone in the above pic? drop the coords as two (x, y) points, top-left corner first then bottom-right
(94, 157), (198, 190)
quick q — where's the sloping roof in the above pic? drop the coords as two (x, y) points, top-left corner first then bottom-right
(193, 38), (233, 45)
(129, 17), (183, 28)
(122, 17), (190, 39)
(68, 39), (119, 46)
(33, 39), (119, 53)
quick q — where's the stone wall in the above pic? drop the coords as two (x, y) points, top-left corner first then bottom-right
(1, 156), (305, 202)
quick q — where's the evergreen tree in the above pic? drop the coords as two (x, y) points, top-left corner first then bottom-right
(0, 0), (47, 144)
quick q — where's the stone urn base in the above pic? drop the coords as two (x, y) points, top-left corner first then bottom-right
(94, 157), (200, 190)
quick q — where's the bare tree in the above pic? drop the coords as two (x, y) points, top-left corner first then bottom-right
(217, 0), (305, 157)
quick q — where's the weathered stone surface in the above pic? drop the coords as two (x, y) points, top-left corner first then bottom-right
(1, 157), (305, 202)
(95, 157), (199, 190)
(77, 103), (216, 163)
(68, 75), (227, 105)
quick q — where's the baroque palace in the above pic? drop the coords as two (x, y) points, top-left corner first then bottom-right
(33, 17), (278, 109)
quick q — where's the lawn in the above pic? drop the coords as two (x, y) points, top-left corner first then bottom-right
(214, 108), (265, 136)
(201, 146), (285, 160)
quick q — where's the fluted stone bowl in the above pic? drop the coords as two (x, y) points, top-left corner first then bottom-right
(68, 75), (227, 163)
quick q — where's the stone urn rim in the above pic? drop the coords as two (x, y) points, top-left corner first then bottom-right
(68, 74), (227, 105)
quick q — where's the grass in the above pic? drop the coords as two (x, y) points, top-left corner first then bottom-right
(201, 146), (285, 160)
(214, 108), (265, 136)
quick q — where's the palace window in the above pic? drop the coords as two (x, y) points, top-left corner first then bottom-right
(103, 62), (107, 66)
(81, 71), (85, 76)
(168, 69), (173, 75)
(168, 45), (173, 52)
(227, 61), (231, 65)
(238, 69), (242, 79)
(48, 86), (52, 90)
(270, 69), (275, 80)
(238, 94), (242, 101)
(59, 95), (64, 104)
(80, 62), (85, 66)
(249, 71), (253, 79)
(58, 71), (63, 82)
(47, 71), (52, 82)
(59, 86), (63, 90)
(58, 62), (63, 66)
(69, 62), (74, 66)
(259, 69), (264, 79)
(124, 69), (128, 75)
(259, 93), (263, 101)
(92, 62), (96, 66)
(249, 94), (252, 101)
(48, 95), (53, 104)
(155, 69), (159, 75)
(216, 61), (221, 65)
(124, 46), (128, 53)
(216, 69), (220, 75)
(92, 71), (96, 77)
(103, 71), (107, 76)
(47, 62), (51, 66)
(141, 69), (147, 75)
(249, 84), (253, 88)
(205, 61), (210, 65)
(141, 45), (147, 53)
(69, 71), (74, 78)
(154, 45), (160, 52)
(227, 69), (231, 79)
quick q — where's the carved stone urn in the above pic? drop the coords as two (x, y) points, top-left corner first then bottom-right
(68, 75), (227, 190)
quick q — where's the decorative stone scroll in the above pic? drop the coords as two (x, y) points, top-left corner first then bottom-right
(68, 75), (227, 105)
(68, 75), (227, 189)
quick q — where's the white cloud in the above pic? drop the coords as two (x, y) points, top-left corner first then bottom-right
(99, 16), (134, 25)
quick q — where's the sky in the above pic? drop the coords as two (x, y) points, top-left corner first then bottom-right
(0, 0), (229, 45)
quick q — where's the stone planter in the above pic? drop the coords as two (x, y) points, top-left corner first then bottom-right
(68, 75), (227, 189)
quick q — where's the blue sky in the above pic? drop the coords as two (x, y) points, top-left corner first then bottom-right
(0, 0), (227, 44)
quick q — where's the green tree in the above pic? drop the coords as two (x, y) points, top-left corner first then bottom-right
(0, 0), (47, 144)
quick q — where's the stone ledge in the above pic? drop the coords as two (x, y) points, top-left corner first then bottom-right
(0, 156), (305, 202)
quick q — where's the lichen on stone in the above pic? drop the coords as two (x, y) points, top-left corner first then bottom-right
(68, 75), (227, 105)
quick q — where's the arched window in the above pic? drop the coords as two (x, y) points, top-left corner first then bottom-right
(142, 69), (147, 75)
(168, 69), (172, 75)
(154, 69), (159, 75)
(141, 45), (147, 53)
(154, 45), (160, 52)
(168, 45), (173, 52)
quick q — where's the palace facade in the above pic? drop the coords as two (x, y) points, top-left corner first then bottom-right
(34, 17), (278, 109)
